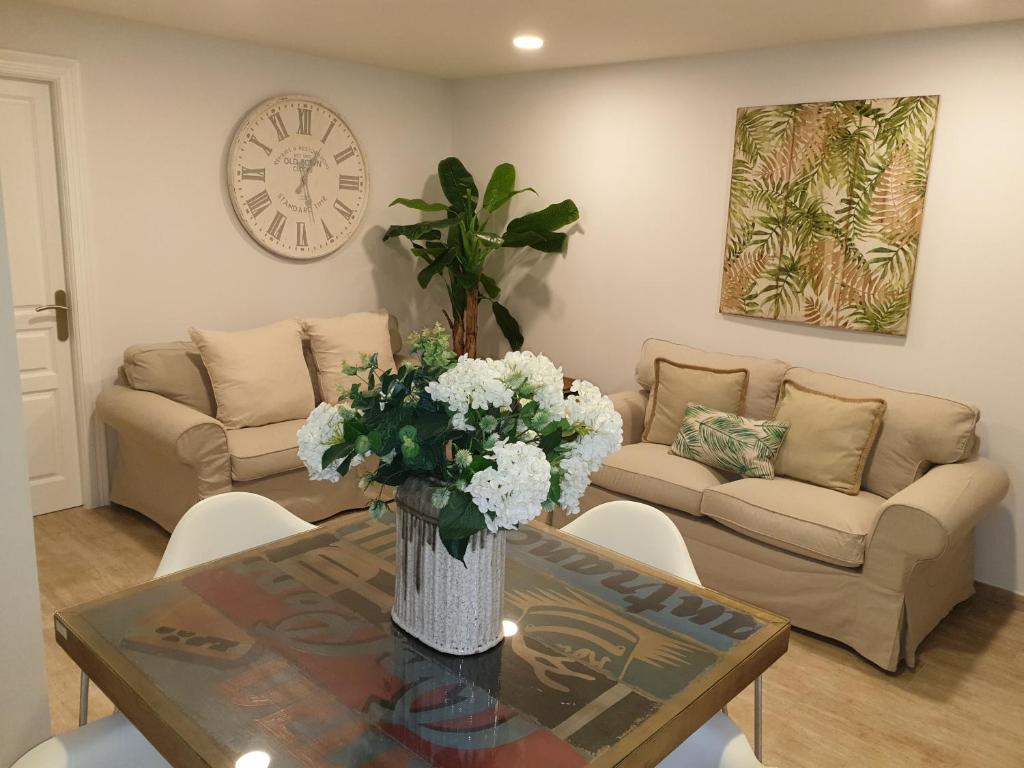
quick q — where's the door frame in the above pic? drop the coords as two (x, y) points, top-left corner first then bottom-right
(0, 49), (107, 508)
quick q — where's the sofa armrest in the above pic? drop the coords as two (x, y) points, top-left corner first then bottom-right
(97, 385), (230, 482)
(864, 458), (1008, 588)
(609, 390), (648, 446)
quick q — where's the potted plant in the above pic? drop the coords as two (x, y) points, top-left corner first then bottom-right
(383, 157), (579, 357)
(297, 325), (622, 655)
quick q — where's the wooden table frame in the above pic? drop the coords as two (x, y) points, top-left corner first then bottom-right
(55, 517), (790, 768)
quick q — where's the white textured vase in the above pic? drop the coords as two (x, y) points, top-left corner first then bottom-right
(391, 477), (506, 655)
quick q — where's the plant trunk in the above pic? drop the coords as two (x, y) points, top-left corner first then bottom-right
(453, 288), (480, 358)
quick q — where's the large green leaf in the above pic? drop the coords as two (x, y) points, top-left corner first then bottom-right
(438, 157), (478, 212)
(438, 489), (484, 562)
(481, 164), (537, 213)
(479, 273), (500, 299)
(482, 163), (515, 212)
(417, 252), (452, 288)
(382, 218), (454, 242)
(389, 197), (449, 212)
(492, 301), (524, 350)
(499, 230), (568, 253)
(474, 232), (504, 248)
(505, 199), (579, 234)
(450, 284), (468, 318)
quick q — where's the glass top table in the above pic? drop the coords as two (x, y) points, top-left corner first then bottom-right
(55, 512), (789, 768)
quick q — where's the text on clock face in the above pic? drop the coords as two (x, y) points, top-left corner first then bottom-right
(228, 96), (367, 259)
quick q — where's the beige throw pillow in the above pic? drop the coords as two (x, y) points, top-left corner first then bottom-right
(303, 311), (396, 404)
(772, 380), (886, 495)
(188, 320), (314, 429)
(643, 359), (749, 445)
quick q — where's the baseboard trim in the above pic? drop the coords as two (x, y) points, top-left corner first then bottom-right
(975, 581), (1024, 611)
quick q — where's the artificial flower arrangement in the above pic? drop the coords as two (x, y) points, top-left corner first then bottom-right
(298, 324), (622, 561)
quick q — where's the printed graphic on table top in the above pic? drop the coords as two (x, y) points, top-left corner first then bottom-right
(72, 513), (770, 768)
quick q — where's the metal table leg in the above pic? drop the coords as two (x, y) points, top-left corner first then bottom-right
(754, 674), (763, 762)
(79, 671), (89, 726)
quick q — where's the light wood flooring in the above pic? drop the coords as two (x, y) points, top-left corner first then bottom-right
(34, 505), (1024, 767)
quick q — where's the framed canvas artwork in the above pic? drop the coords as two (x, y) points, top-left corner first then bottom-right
(719, 96), (939, 335)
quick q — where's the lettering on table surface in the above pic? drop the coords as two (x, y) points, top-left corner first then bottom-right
(506, 527), (762, 651)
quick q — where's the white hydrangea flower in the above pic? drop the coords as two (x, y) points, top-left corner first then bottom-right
(297, 403), (346, 482)
(557, 381), (623, 514)
(466, 440), (552, 532)
(425, 355), (513, 430)
(498, 351), (566, 418)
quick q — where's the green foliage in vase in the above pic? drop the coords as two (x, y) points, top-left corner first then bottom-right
(383, 157), (579, 357)
(300, 324), (621, 562)
(721, 96), (938, 335)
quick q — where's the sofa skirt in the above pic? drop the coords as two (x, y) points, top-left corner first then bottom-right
(558, 486), (974, 672)
(111, 430), (372, 531)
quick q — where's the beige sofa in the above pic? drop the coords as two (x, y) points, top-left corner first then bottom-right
(555, 339), (1009, 672)
(97, 325), (405, 531)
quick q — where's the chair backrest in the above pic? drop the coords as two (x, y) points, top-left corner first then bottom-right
(154, 492), (315, 578)
(563, 500), (702, 585)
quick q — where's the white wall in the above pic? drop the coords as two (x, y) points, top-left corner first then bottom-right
(0, 4), (451, 752)
(0, 0), (454, 382)
(453, 22), (1024, 593)
(0, 177), (51, 764)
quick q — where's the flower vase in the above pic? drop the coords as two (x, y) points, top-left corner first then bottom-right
(391, 477), (506, 655)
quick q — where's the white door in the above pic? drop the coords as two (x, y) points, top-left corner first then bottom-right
(0, 77), (82, 514)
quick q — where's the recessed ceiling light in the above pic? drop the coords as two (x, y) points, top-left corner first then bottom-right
(513, 35), (544, 51)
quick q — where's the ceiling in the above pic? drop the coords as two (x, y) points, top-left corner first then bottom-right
(34, 0), (1024, 79)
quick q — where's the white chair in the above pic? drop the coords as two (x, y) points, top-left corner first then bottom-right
(20, 493), (313, 768)
(13, 714), (171, 768)
(564, 500), (767, 768)
(153, 491), (315, 578)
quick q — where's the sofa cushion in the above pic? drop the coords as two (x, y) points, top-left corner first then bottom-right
(190, 320), (315, 429)
(671, 403), (790, 480)
(784, 369), (979, 498)
(636, 339), (789, 419)
(772, 380), (886, 495)
(303, 311), (397, 404)
(226, 419), (306, 482)
(643, 359), (749, 444)
(701, 478), (884, 567)
(591, 442), (733, 516)
(123, 342), (216, 416)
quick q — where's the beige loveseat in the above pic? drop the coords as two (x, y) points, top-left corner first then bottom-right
(556, 339), (1009, 672)
(96, 323), (404, 531)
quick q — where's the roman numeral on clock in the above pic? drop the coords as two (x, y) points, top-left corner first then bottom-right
(333, 146), (356, 164)
(296, 221), (308, 247)
(321, 121), (336, 144)
(322, 219), (335, 241)
(248, 135), (273, 156)
(333, 199), (354, 220)
(338, 174), (361, 191)
(269, 112), (289, 141)
(267, 211), (287, 240)
(297, 107), (312, 136)
(245, 189), (272, 217)
(240, 167), (265, 181)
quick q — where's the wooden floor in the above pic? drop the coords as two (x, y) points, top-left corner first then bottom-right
(34, 505), (1024, 767)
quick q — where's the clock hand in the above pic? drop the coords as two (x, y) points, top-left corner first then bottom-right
(302, 177), (315, 225)
(295, 149), (322, 194)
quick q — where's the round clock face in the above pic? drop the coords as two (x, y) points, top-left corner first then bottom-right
(227, 95), (368, 260)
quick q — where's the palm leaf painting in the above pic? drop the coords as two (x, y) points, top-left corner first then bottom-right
(719, 96), (939, 335)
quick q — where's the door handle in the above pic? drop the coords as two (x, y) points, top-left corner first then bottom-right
(33, 289), (70, 341)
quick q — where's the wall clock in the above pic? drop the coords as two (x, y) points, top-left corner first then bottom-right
(227, 95), (368, 260)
